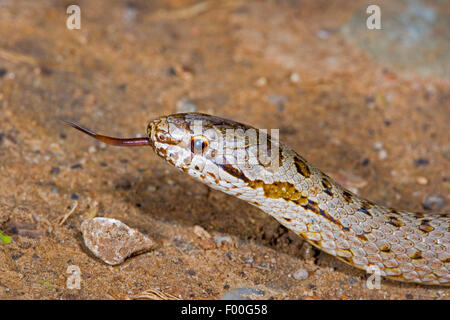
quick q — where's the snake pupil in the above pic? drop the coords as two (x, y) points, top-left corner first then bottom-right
(191, 136), (208, 154)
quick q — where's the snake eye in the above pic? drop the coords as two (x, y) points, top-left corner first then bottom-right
(191, 136), (209, 154)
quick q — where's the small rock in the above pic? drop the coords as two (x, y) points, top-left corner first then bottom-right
(176, 99), (197, 113)
(193, 225), (211, 240)
(423, 194), (446, 211)
(378, 149), (387, 160)
(220, 287), (265, 300)
(414, 158), (429, 167)
(416, 176), (428, 185)
(293, 268), (309, 280)
(316, 29), (330, 39)
(290, 73), (301, 83)
(147, 185), (157, 192)
(299, 242), (315, 260)
(267, 95), (287, 111)
(254, 77), (267, 87)
(50, 167), (60, 175)
(11, 252), (24, 260)
(373, 142), (388, 160)
(80, 217), (155, 265)
(186, 269), (196, 276)
(214, 235), (233, 246)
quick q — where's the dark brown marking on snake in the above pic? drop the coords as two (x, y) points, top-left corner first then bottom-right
(294, 156), (311, 178)
(337, 256), (354, 265)
(207, 171), (218, 180)
(155, 130), (182, 145)
(409, 251), (423, 260)
(218, 163), (250, 182)
(379, 243), (391, 253)
(414, 212), (425, 219)
(389, 208), (401, 217)
(418, 220), (434, 234)
(342, 190), (354, 204)
(355, 234), (368, 241)
(283, 217), (292, 223)
(357, 202), (373, 217)
(386, 216), (405, 228)
(292, 197), (309, 205)
(301, 199), (345, 229)
(321, 177), (333, 196)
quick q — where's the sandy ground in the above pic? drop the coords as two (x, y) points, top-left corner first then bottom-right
(0, 0), (449, 299)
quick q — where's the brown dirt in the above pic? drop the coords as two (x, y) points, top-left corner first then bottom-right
(0, 0), (449, 299)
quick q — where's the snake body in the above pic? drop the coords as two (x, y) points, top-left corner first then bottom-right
(69, 112), (449, 285)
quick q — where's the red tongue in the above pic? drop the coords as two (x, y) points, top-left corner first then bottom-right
(62, 120), (150, 147)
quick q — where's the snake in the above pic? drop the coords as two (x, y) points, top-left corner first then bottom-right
(65, 112), (449, 286)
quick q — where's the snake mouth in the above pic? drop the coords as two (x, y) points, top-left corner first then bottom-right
(146, 121), (157, 150)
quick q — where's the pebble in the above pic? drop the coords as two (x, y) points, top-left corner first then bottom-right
(299, 242), (315, 260)
(373, 142), (387, 160)
(193, 225), (211, 240)
(416, 176), (428, 185)
(267, 95), (287, 111)
(50, 167), (60, 175)
(220, 287), (265, 300)
(414, 158), (429, 167)
(254, 77), (267, 87)
(293, 268), (309, 280)
(71, 163), (83, 170)
(176, 98), (197, 113)
(289, 73), (300, 83)
(80, 217), (155, 265)
(214, 235), (233, 246)
(316, 29), (330, 39)
(422, 194), (446, 211)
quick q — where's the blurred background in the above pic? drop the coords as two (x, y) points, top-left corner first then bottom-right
(0, 0), (448, 299)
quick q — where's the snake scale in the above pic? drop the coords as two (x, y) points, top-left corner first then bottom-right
(66, 113), (449, 286)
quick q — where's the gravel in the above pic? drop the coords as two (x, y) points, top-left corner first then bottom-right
(293, 268), (309, 280)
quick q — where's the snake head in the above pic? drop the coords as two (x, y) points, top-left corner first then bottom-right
(147, 112), (280, 182)
(147, 113), (233, 169)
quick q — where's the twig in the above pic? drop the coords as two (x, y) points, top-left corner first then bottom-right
(59, 201), (78, 226)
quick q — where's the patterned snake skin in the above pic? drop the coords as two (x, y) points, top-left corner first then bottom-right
(68, 113), (449, 286)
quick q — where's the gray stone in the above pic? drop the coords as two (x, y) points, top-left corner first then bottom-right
(220, 287), (265, 300)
